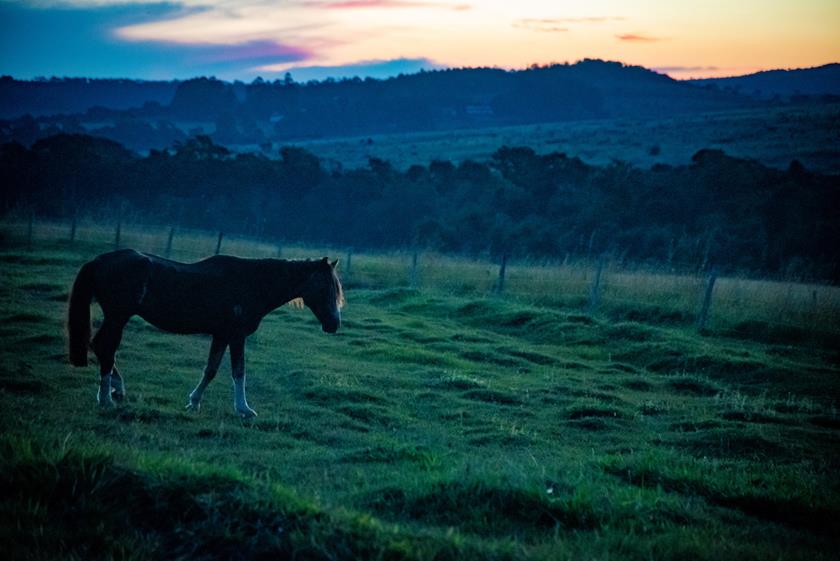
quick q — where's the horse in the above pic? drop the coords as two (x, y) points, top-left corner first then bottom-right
(66, 249), (343, 418)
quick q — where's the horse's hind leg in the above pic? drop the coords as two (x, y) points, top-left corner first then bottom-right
(186, 336), (227, 412)
(91, 317), (126, 408)
(230, 337), (257, 418)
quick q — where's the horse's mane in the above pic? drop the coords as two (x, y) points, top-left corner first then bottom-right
(332, 265), (345, 309)
(285, 258), (344, 309)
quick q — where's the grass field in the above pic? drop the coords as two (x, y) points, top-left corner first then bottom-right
(274, 103), (840, 174)
(1, 236), (839, 559)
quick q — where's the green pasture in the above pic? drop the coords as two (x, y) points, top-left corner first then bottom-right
(1, 234), (838, 560)
(281, 103), (840, 174)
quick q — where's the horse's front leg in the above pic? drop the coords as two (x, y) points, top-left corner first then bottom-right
(186, 336), (227, 411)
(229, 337), (257, 418)
(110, 366), (125, 402)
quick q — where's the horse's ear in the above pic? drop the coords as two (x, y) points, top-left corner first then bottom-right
(321, 256), (329, 264)
(330, 259), (339, 269)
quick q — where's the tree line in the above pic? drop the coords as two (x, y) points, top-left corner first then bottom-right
(1, 60), (757, 152)
(2, 133), (838, 281)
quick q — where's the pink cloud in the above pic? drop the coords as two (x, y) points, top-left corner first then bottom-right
(617, 33), (663, 42)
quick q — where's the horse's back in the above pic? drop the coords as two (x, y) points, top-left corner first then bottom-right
(137, 254), (255, 335)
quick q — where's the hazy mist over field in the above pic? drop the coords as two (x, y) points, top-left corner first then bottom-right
(1, 2), (839, 560)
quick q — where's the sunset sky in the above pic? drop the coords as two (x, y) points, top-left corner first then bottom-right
(1, 0), (838, 81)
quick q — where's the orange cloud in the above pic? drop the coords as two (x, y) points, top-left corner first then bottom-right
(514, 19), (568, 33)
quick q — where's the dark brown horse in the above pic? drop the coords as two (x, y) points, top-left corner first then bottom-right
(67, 249), (343, 418)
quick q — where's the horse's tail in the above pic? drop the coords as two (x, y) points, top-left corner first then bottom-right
(67, 259), (97, 367)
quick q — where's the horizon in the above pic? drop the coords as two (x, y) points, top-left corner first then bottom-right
(3, 58), (839, 85)
(1, 1), (838, 83)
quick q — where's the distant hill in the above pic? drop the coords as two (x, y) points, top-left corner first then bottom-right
(0, 77), (178, 119)
(0, 60), (755, 143)
(690, 64), (840, 100)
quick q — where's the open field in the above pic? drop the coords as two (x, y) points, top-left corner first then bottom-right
(275, 103), (840, 174)
(1, 232), (839, 559)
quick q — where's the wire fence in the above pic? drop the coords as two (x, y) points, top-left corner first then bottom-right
(3, 217), (839, 347)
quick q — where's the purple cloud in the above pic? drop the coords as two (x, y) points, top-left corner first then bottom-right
(654, 66), (720, 73)
(192, 40), (314, 64)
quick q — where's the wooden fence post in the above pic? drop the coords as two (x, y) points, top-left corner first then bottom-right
(410, 251), (419, 288)
(165, 226), (175, 258)
(27, 212), (34, 252)
(697, 268), (718, 331)
(215, 231), (224, 255)
(114, 219), (122, 249)
(495, 253), (508, 294)
(588, 255), (605, 315)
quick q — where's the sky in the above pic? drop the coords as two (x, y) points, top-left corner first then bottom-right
(1, 0), (838, 82)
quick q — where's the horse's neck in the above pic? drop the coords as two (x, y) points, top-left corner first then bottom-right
(259, 260), (313, 312)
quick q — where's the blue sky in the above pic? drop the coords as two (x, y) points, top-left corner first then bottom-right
(1, 1), (838, 81)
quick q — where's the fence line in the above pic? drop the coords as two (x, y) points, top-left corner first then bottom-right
(2, 217), (838, 344)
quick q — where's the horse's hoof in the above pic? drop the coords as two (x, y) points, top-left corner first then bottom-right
(185, 401), (201, 412)
(111, 390), (125, 402)
(237, 407), (257, 419)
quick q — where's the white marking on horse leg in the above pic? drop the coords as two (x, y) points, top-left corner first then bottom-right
(187, 371), (212, 411)
(98, 372), (115, 408)
(233, 375), (257, 418)
(110, 369), (125, 401)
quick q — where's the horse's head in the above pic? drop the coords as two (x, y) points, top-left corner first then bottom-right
(300, 257), (344, 333)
